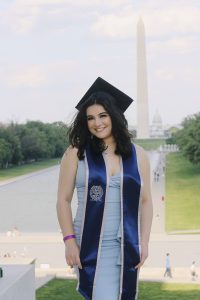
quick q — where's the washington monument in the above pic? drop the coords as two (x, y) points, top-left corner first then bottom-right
(136, 17), (150, 138)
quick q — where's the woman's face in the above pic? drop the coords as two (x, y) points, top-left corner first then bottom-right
(86, 104), (112, 140)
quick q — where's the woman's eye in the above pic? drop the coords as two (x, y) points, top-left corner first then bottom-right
(100, 114), (108, 118)
(87, 116), (94, 121)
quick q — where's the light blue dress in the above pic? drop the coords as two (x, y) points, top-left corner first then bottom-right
(73, 160), (121, 300)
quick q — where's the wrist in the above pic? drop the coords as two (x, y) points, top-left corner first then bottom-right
(63, 234), (76, 243)
(64, 238), (77, 247)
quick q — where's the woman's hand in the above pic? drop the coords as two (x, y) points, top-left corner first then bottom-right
(65, 239), (82, 269)
(135, 244), (148, 269)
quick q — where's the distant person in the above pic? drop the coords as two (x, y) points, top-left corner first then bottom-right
(153, 170), (157, 182)
(162, 163), (165, 173)
(164, 253), (172, 278)
(4, 252), (11, 258)
(6, 230), (12, 237)
(156, 171), (160, 182)
(56, 77), (153, 300)
(12, 225), (20, 237)
(190, 261), (198, 281)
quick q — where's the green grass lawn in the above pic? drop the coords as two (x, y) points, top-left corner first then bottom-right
(0, 158), (60, 181)
(36, 279), (83, 300)
(135, 139), (166, 150)
(36, 279), (200, 300)
(166, 152), (200, 231)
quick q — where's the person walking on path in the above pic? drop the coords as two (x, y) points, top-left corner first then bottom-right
(190, 261), (198, 281)
(56, 77), (153, 300)
(164, 253), (172, 278)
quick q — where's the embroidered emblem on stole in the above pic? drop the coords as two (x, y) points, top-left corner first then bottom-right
(89, 185), (103, 202)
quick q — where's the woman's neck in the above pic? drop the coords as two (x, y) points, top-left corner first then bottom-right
(103, 138), (116, 155)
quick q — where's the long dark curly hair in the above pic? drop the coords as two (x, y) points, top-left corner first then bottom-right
(68, 91), (133, 159)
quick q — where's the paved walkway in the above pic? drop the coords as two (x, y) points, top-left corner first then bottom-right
(145, 150), (200, 283)
(0, 165), (59, 187)
(149, 150), (165, 234)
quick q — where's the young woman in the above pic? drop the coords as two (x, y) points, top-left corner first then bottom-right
(56, 77), (153, 300)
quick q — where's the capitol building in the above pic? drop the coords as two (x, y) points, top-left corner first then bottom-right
(150, 110), (165, 138)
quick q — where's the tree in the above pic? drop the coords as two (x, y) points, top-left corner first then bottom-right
(0, 123), (23, 166)
(21, 127), (51, 161)
(0, 120), (69, 168)
(175, 113), (200, 164)
(0, 138), (12, 168)
(46, 122), (68, 157)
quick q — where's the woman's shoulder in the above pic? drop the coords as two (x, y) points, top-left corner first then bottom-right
(61, 145), (79, 165)
(58, 146), (80, 185)
(64, 145), (78, 156)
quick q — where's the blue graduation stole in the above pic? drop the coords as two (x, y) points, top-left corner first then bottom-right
(78, 144), (141, 300)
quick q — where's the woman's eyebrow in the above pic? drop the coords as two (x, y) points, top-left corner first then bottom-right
(98, 111), (107, 115)
(87, 111), (107, 117)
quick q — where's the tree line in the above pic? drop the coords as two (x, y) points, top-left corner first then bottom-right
(167, 112), (200, 165)
(1, 112), (200, 169)
(0, 121), (69, 168)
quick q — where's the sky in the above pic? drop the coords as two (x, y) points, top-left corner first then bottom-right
(0, 0), (200, 127)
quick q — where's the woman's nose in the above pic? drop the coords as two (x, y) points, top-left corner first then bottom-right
(94, 117), (102, 126)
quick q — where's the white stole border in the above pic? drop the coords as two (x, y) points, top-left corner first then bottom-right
(119, 156), (124, 300)
(134, 144), (143, 300)
(76, 152), (89, 292)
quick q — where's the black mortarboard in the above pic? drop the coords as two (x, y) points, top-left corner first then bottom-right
(75, 77), (133, 112)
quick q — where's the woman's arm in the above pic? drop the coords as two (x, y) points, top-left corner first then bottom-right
(56, 146), (82, 269)
(135, 145), (153, 269)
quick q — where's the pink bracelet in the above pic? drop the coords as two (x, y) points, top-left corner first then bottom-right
(63, 234), (76, 242)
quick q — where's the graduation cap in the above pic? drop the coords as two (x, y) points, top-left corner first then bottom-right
(75, 77), (133, 112)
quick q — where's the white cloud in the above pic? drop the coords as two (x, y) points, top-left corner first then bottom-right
(0, 0), (133, 35)
(155, 68), (177, 81)
(48, 60), (78, 71)
(17, 0), (131, 7)
(91, 4), (200, 39)
(91, 10), (137, 38)
(17, 0), (66, 4)
(13, 15), (37, 34)
(144, 6), (200, 37)
(1, 2), (41, 34)
(1, 60), (78, 88)
(155, 66), (200, 84)
(1, 1), (200, 37)
(149, 36), (200, 56)
(9, 65), (47, 87)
